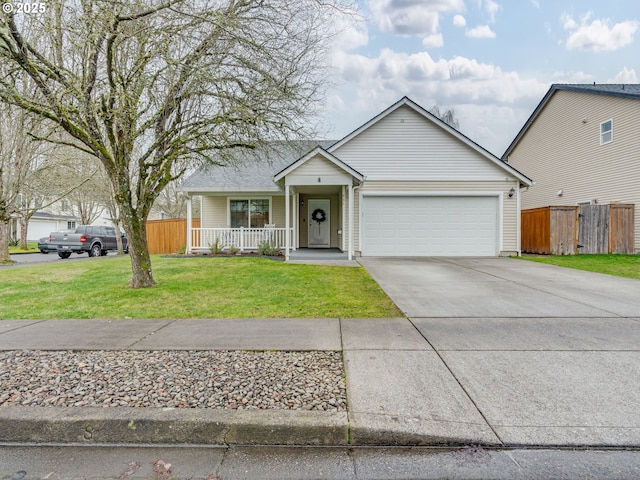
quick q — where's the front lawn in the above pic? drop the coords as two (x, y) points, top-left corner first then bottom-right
(0, 256), (402, 319)
(518, 254), (640, 280)
(8, 242), (38, 254)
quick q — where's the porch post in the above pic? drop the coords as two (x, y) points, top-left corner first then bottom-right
(348, 184), (354, 261)
(341, 186), (346, 252)
(186, 196), (192, 253)
(285, 182), (290, 260)
(293, 192), (298, 251)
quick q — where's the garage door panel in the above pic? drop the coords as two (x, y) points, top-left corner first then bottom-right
(362, 196), (498, 256)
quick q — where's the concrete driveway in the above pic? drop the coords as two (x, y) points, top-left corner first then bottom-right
(355, 257), (640, 446)
(359, 257), (640, 317)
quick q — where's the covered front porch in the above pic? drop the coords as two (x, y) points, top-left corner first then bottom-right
(274, 147), (364, 260)
(184, 146), (363, 258)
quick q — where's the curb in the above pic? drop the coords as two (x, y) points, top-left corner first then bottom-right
(0, 407), (349, 446)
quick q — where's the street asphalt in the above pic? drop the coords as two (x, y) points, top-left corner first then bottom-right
(1, 257), (640, 448)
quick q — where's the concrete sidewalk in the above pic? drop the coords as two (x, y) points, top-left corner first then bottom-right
(2, 316), (640, 447)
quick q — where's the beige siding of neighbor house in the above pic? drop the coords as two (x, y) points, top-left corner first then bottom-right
(506, 90), (640, 252)
(354, 181), (520, 255)
(332, 105), (510, 181)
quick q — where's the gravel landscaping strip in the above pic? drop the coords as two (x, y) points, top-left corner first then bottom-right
(0, 350), (346, 411)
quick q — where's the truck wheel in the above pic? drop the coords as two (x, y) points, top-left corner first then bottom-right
(58, 251), (72, 259)
(89, 244), (102, 257)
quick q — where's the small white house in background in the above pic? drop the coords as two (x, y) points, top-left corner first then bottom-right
(503, 84), (640, 253)
(17, 211), (79, 240)
(181, 97), (533, 259)
(17, 202), (114, 241)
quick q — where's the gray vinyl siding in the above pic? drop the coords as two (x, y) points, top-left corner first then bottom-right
(332, 105), (510, 181)
(355, 181), (520, 254)
(507, 90), (640, 251)
(201, 196), (227, 228)
(291, 154), (352, 177)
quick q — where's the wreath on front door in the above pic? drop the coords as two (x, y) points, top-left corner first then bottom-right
(311, 208), (327, 224)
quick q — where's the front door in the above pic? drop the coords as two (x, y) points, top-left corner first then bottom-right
(308, 199), (330, 248)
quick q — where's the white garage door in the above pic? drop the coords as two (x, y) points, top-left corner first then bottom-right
(29, 221), (59, 240)
(361, 196), (499, 256)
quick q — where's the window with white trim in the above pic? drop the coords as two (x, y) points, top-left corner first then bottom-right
(600, 119), (613, 145)
(229, 199), (270, 228)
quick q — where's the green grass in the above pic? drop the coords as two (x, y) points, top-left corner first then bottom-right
(8, 241), (38, 254)
(0, 255), (402, 319)
(518, 254), (640, 280)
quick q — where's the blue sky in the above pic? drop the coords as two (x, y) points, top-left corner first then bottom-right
(321, 0), (639, 156)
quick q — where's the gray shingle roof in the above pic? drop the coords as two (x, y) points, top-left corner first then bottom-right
(551, 83), (640, 99)
(181, 141), (335, 193)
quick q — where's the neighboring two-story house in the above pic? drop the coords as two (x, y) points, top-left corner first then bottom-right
(503, 84), (640, 253)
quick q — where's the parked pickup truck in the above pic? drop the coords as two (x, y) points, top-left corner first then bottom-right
(49, 225), (128, 259)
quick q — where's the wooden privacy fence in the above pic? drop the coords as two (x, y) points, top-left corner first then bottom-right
(146, 218), (200, 254)
(521, 204), (634, 255)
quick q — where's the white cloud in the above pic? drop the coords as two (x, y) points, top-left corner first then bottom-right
(422, 33), (444, 48)
(609, 67), (638, 83)
(466, 25), (496, 38)
(368, 0), (464, 46)
(480, 0), (500, 23)
(326, 47), (552, 154)
(453, 14), (466, 27)
(329, 9), (369, 52)
(563, 12), (639, 52)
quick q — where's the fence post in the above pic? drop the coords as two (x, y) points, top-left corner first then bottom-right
(240, 227), (244, 252)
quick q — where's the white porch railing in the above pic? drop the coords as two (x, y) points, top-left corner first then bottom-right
(190, 227), (293, 252)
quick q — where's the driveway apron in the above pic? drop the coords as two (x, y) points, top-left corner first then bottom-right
(358, 257), (640, 447)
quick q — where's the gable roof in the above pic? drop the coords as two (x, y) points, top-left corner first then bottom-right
(329, 96), (532, 187)
(273, 146), (364, 184)
(180, 141), (334, 193)
(502, 83), (640, 160)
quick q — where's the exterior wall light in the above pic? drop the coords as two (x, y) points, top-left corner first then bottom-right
(508, 188), (516, 198)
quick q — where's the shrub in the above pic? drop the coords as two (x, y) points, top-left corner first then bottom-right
(228, 245), (240, 255)
(209, 237), (222, 254)
(257, 241), (281, 256)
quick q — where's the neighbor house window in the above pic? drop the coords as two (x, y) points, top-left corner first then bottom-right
(600, 119), (613, 145)
(230, 199), (270, 228)
(67, 221), (76, 229)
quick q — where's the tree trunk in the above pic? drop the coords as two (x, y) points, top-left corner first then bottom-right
(19, 216), (29, 250)
(0, 220), (12, 263)
(122, 215), (155, 288)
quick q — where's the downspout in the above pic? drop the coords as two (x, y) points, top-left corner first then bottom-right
(516, 181), (522, 256)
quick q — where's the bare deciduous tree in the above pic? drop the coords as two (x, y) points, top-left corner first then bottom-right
(429, 105), (461, 130)
(0, 0), (352, 286)
(0, 101), (53, 261)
